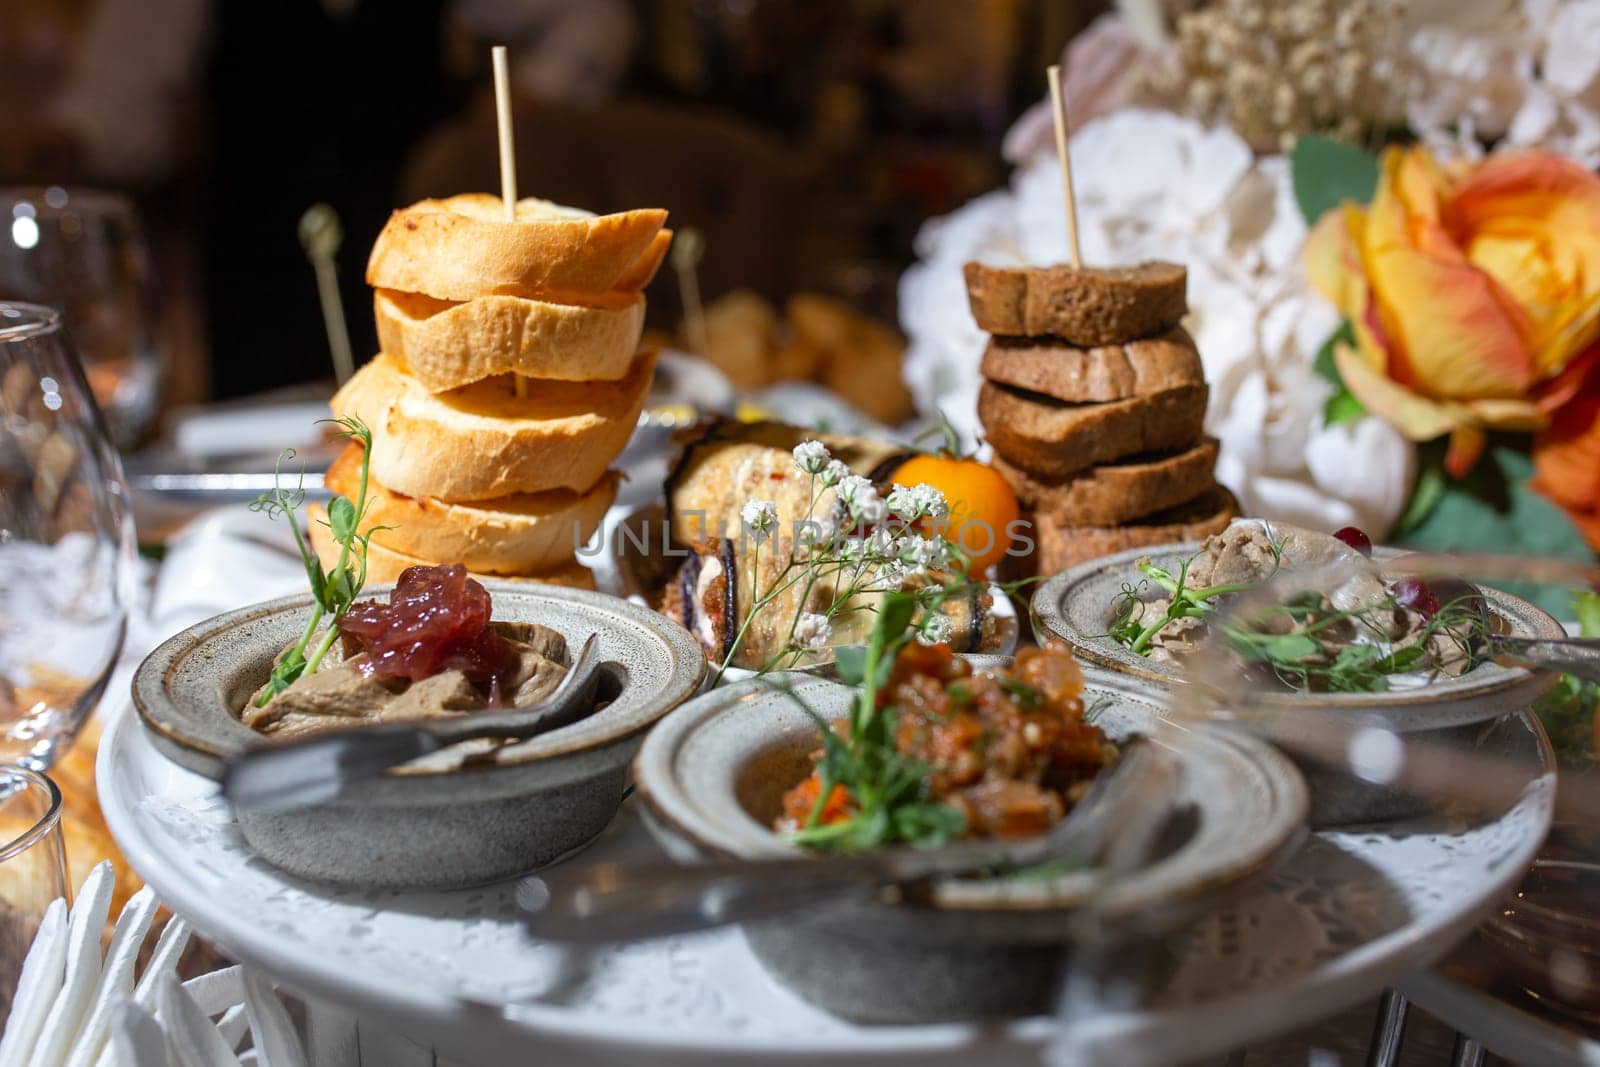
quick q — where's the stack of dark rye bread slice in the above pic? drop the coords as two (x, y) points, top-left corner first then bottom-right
(966, 261), (1238, 575)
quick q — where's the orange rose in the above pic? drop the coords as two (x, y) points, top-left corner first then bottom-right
(1304, 145), (1600, 476)
(1534, 359), (1600, 549)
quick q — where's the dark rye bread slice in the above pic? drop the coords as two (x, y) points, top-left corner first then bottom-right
(1027, 486), (1239, 577)
(993, 438), (1220, 525)
(964, 261), (1186, 345)
(980, 328), (1204, 403)
(979, 381), (1208, 478)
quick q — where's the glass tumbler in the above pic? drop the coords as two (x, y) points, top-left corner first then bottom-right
(0, 302), (133, 769)
(0, 764), (67, 1027)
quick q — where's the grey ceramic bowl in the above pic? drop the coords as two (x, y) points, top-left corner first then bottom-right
(132, 583), (705, 890)
(633, 668), (1307, 1023)
(1031, 541), (1565, 732)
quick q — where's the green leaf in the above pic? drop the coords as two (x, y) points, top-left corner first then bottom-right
(1258, 632), (1321, 662)
(1313, 322), (1355, 386)
(1391, 441), (1596, 616)
(1391, 441), (1449, 538)
(327, 495), (358, 542)
(1575, 591), (1600, 638)
(1324, 389), (1368, 429)
(873, 592), (918, 648)
(1291, 134), (1380, 225)
(833, 645), (867, 686)
(892, 803), (965, 848)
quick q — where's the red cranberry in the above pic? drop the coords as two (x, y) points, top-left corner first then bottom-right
(1393, 576), (1440, 619)
(1333, 526), (1373, 558)
(339, 564), (516, 688)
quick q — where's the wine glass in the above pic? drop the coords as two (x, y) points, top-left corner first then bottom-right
(0, 188), (166, 445)
(0, 302), (132, 769)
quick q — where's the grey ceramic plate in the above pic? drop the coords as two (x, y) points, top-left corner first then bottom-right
(632, 669), (1307, 1022)
(1031, 541), (1565, 732)
(131, 582), (705, 889)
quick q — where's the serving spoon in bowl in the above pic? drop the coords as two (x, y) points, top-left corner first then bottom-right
(223, 634), (605, 813)
(1429, 578), (1600, 683)
(516, 735), (1184, 944)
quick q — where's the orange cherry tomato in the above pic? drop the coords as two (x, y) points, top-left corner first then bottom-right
(890, 454), (1020, 577)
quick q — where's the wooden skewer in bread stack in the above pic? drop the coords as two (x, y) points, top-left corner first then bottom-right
(309, 193), (671, 588)
(968, 262), (1237, 575)
(970, 66), (1236, 577)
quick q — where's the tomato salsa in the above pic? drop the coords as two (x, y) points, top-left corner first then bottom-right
(779, 643), (1117, 840)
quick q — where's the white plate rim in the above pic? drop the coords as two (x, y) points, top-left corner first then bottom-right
(96, 698), (1556, 1062)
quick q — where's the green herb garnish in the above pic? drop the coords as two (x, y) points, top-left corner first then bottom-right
(1534, 590), (1600, 766)
(1108, 538), (1488, 693)
(249, 417), (386, 706)
(780, 589), (971, 852)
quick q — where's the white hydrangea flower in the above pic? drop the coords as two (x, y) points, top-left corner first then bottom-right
(740, 499), (778, 540)
(819, 459), (849, 488)
(793, 612), (832, 651)
(916, 612), (954, 646)
(792, 440), (832, 476)
(899, 107), (1416, 537)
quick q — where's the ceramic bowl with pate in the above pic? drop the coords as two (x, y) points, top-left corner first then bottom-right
(632, 666), (1307, 1024)
(131, 582), (705, 890)
(1031, 540), (1565, 732)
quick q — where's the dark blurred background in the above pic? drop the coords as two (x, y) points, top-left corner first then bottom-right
(0, 0), (1099, 413)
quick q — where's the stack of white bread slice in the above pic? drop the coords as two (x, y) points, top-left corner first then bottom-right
(311, 194), (670, 588)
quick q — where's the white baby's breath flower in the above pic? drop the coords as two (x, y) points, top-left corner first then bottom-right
(740, 499), (778, 540)
(793, 612), (832, 651)
(916, 612), (954, 646)
(864, 527), (901, 564)
(838, 537), (867, 565)
(819, 459), (849, 488)
(793, 440), (831, 475)
(795, 516), (836, 552)
(900, 534), (950, 573)
(913, 483), (949, 520)
(837, 474), (885, 526)
(885, 484), (919, 521)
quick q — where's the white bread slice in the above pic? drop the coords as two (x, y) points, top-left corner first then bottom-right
(309, 504), (598, 590)
(330, 349), (656, 501)
(373, 288), (645, 392)
(324, 443), (616, 574)
(366, 194), (668, 302)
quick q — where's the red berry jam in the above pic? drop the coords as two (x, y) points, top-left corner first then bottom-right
(339, 564), (516, 689)
(1333, 526), (1373, 557)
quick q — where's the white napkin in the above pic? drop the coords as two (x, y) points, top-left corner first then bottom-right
(0, 863), (315, 1067)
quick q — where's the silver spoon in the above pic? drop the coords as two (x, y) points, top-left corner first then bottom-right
(517, 736), (1180, 944)
(1431, 578), (1600, 683)
(223, 634), (605, 813)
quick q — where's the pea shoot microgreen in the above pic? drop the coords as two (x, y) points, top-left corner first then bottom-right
(777, 588), (970, 852)
(248, 417), (388, 706)
(1108, 540), (1487, 693)
(1533, 590), (1600, 765)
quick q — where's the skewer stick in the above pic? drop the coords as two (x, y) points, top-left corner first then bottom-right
(492, 46), (518, 221)
(491, 45), (528, 398)
(298, 204), (354, 385)
(1046, 64), (1083, 269)
(672, 228), (709, 361)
